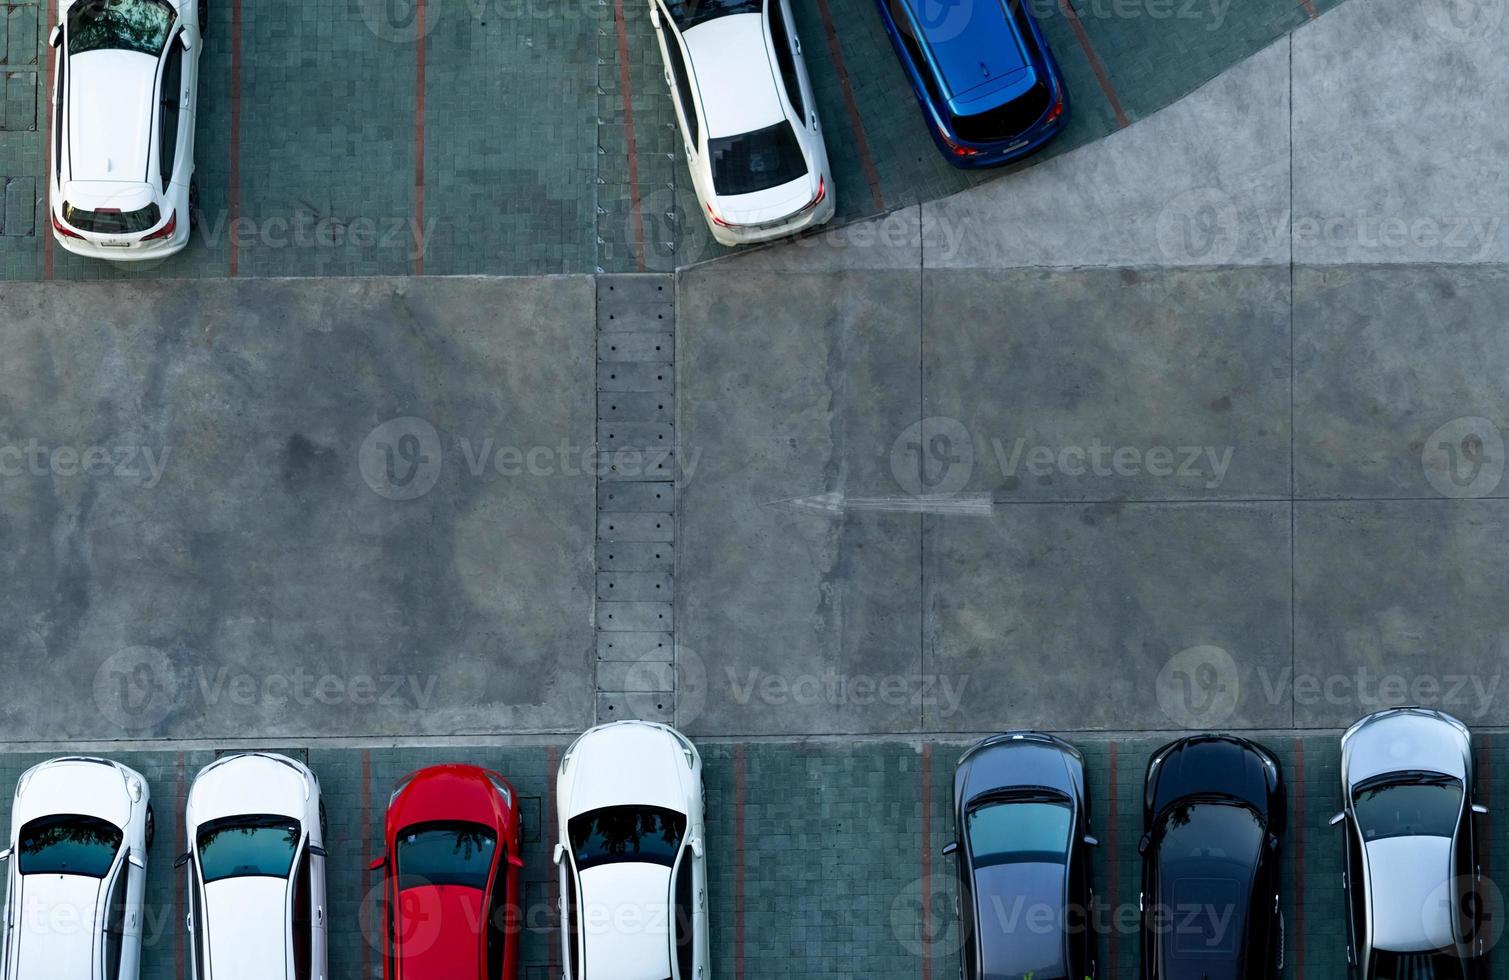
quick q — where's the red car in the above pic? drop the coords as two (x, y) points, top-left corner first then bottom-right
(368, 764), (524, 980)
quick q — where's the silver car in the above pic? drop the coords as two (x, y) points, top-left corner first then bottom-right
(1331, 707), (1488, 979)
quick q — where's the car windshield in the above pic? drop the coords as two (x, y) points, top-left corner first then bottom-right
(67, 0), (176, 56)
(1353, 773), (1463, 841)
(662, 0), (762, 31)
(966, 798), (1071, 866)
(1369, 949), (1468, 980)
(62, 201), (162, 235)
(709, 122), (808, 197)
(17, 814), (122, 877)
(396, 821), (497, 890)
(197, 814), (300, 882)
(569, 805), (686, 870)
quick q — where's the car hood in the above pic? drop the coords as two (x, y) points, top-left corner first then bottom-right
(12, 874), (103, 978)
(683, 13), (783, 139)
(579, 863), (672, 980)
(189, 755), (309, 826)
(972, 862), (1068, 979)
(203, 877), (289, 980)
(1345, 712), (1468, 785)
(957, 738), (1076, 805)
(396, 884), (484, 978)
(562, 725), (689, 817)
(1366, 836), (1454, 952)
(1149, 737), (1273, 817)
(15, 760), (132, 828)
(66, 49), (158, 184)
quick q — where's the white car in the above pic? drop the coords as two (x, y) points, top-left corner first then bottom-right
(0, 757), (153, 980)
(649, 0), (834, 246)
(556, 721), (709, 980)
(48, 0), (202, 259)
(180, 753), (328, 980)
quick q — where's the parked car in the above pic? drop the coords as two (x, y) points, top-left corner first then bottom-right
(1139, 734), (1285, 979)
(367, 764), (523, 980)
(555, 721), (709, 980)
(1333, 707), (1486, 980)
(648, 0), (834, 246)
(943, 732), (1098, 980)
(48, 0), (202, 258)
(876, 0), (1067, 167)
(180, 752), (328, 980)
(0, 757), (153, 980)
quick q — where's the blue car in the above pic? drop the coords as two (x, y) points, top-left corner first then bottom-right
(877, 0), (1068, 167)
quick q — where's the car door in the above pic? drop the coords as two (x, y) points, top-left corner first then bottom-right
(765, 0), (820, 140)
(649, 4), (707, 183)
(310, 835), (328, 980)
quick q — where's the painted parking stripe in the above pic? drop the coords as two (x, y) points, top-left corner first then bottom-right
(43, 1), (56, 281)
(921, 741), (932, 980)
(611, 0), (646, 273)
(1106, 740), (1119, 974)
(734, 744), (746, 980)
(1292, 738), (1305, 980)
(227, 0), (243, 276)
(811, 0), (885, 213)
(1054, 0), (1129, 129)
(413, 0), (427, 276)
(548, 745), (561, 968)
(360, 748), (373, 980)
(1300, 0), (1319, 20)
(175, 753), (186, 980)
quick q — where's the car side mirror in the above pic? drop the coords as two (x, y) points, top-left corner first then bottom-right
(1083, 835), (1099, 847)
(174, 852), (191, 868)
(367, 855), (387, 872)
(1137, 832), (1151, 854)
(129, 853), (145, 869)
(1329, 812), (1346, 827)
(687, 837), (704, 859)
(648, 3), (660, 26)
(177, 29), (193, 50)
(0, 847), (11, 862)
(1267, 834), (1280, 851)
(553, 842), (566, 866)
(1473, 803), (1489, 815)
(941, 841), (958, 856)
(48, 24), (62, 47)
(508, 853), (525, 869)
(308, 845), (326, 858)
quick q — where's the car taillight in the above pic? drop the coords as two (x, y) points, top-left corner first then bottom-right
(937, 130), (982, 158)
(706, 202), (734, 229)
(50, 212), (83, 239)
(798, 176), (826, 213)
(143, 210), (176, 241)
(1045, 97), (1064, 124)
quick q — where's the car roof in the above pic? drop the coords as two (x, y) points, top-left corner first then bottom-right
(64, 48), (160, 185)
(972, 862), (1069, 978)
(12, 874), (105, 980)
(681, 13), (785, 139)
(897, 0), (1030, 101)
(579, 863), (674, 980)
(204, 877), (289, 980)
(1366, 835), (1455, 952)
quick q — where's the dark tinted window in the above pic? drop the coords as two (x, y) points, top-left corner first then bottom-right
(18, 814), (122, 877)
(197, 815), (300, 881)
(292, 847), (311, 980)
(950, 80), (1051, 143)
(663, 0), (760, 32)
(889, 0), (942, 104)
(766, 0), (804, 120)
(103, 866), (130, 978)
(396, 821), (497, 889)
(967, 800), (1071, 866)
(1369, 950), (1469, 980)
(485, 845), (511, 980)
(62, 202), (162, 235)
(569, 806), (686, 870)
(674, 852), (695, 980)
(189, 868), (204, 975)
(1354, 775), (1464, 841)
(67, 0), (175, 56)
(661, 25), (700, 148)
(709, 122), (807, 196)
(158, 42), (182, 185)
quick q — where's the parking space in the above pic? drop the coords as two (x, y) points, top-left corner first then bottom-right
(0, 276), (597, 740)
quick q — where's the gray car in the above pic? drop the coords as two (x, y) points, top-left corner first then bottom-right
(1331, 707), (1488, 980)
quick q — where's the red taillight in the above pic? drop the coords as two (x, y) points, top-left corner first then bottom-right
(143, 210), (176, 241)
(937, 130), (982, 157)
(1045, 97), (1064, 124)
(799, 176), (826, 213)
(50, 212), (84, 239)
(706, 202), (733, 229)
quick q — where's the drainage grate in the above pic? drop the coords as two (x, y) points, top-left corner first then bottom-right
(594, 274), (676, 724)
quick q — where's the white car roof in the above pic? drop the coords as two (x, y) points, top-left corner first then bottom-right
(1365, 836), (1455, 952)
(189, 754), (310, 825)
(66, 49), (159, 185)
(203, 877), (289, 980)
(14, 759), (131, 829)
(580, 863), (673, 980)
(683, 13), (785, 139)
(564, 724), (690, 817)
(11, 874), (104, 980)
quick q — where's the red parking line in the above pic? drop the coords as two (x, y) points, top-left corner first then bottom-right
(227, 0), (242, 276)
(413, 0), (427, 276)
(547, 745), (560, 966)
(812, 0), (884, 212)
(734, 745), (746, 980)
(42, 1), (55, 280)
(920, 742), (932, 980)
(361, 749), (373, 980)
(611, 0), (645, 272)
(1292, 739), (1306, 980)
(1477, 737), (1491, 867)
(1299, 0), (1319, 19)
(1106, 741), (1119, 974)
(1054, 0), (1129, 129)
(175, 753), (185, 980)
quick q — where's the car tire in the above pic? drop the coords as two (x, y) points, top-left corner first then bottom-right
(145, 804), (156, 852)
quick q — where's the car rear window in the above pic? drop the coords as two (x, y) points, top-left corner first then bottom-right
(18, 814), (122, 877)
(63, 201), (162, 235)
(709, 121), (808, 197)
(950, 79), (1051, 144)
(197, 814), (300, 881)
(396, 820), (498, 890)
(68, 0), (176, 57)
(663, 0), (761, 32)
(569, 805), (685, 870)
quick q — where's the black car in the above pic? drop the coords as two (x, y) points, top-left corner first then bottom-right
(1139, 734), (1286, 980)
(944, 732), (1098, 980)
